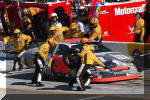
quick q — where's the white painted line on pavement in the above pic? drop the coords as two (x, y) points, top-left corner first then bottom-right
(78, 96), (104, 100)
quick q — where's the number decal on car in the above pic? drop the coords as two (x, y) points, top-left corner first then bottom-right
(52, 56), (68, 73)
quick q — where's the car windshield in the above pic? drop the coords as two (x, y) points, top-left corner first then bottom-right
(55, 44), (70, 55)
(71, 42), (112, 53)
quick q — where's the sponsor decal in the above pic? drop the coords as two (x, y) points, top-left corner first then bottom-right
(100, 10), (109, 15)
(103, 31), (109, 36)
(127, 26), (134, 34)
(115, 4), (145, 16)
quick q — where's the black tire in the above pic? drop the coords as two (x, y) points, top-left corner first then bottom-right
(63, 48), (81, 69)
(134, 55), (144, 72)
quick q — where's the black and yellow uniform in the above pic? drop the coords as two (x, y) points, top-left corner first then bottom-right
(65, 23), (84, 39)
(88, 17), (102, 42)
(54, 26), (68, 41)
(75, 38), (105, 91)
(134, 17), (145, 42)
(32, 38), (56, 87)
(4, 29), (31, 71)
(49, 25), (68, 42)
(23, 16), (32, 30)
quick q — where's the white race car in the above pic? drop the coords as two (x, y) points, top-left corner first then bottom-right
(22, 38), (139, 82)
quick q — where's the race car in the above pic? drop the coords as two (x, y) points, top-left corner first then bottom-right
(22, 38), (139, 82)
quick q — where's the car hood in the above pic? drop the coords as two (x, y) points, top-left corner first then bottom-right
(94, 52), (132, 63)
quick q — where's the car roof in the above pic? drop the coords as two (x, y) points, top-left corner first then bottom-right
(58, 39), (106, 48)
(60, 38), (94, 44)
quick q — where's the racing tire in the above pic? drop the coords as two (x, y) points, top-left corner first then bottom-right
(134, 55), (144, 72)
(63, 48), (81, 69)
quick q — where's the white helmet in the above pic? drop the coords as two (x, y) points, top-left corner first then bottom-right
(51, 13), (57, 17)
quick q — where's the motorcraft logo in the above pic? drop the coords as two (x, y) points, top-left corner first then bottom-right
(115, 4), (145, 16)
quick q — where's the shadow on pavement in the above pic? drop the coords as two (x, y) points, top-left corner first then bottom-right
(7, 73), (33, 80)
(37, 85), (75, 91)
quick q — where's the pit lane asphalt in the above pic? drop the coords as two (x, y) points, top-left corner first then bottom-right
(2, 60), (150, 99)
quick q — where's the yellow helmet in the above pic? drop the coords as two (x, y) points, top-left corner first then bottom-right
(47, 38), (56, 48)
(49, 25), (56, 31)
(80, 38), (88, 44)
(90, 17), (99, 26)
(71, 23), (78, 29)
(14, 29), (21, 34)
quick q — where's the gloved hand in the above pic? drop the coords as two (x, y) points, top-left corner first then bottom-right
(43, 66), (47, 69)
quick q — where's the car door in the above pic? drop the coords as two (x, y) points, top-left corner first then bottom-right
(51, 44), (70, 73)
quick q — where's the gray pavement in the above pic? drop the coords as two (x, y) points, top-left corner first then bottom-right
(5, 60), (145, 95)
(0, 59), (149, 99)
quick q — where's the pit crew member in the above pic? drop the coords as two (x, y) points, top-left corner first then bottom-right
(50, 13), (62, 29)
(32, 38), (56, 87)
(76, 38), (105, 91)
(134, 12), (145, 42)
(4, 28), (31, 71)
(88, 17), (102, 42)
(65, 22), (84, 39)
(77, 6), (89, 24)
(49, 25), (68, 42)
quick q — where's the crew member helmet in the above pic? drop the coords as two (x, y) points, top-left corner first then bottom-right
(51, 13), (58, 18)
(80, 38), (88, 44)
(14, 28), (21, 34)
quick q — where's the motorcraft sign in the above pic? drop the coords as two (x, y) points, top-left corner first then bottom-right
(115, 4), (146, 16)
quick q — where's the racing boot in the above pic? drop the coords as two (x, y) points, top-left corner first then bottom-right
(68, 82), (74, 89)
(12, 59), (17, 71)
(36, 82), (45, 87)
(31, 80), (37, 84)
(18, 59), (23, 71)
(12, 66), (16, 71)
(77, 86), (86, 91)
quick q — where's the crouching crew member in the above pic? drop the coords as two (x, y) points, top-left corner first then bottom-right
(76, 38), (105, 91)
(32, 38), (56, 87)
(88, 17), (102, 42)
(134, 12), (145, 42)
(4, 29), (31, 71)
(65, 22), (84, 39)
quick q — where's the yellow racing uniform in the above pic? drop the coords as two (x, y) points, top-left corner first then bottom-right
(88, 18), (102, 41)
(23, 17), (32, 30)
(64, 23), (84, 39)
(53, 26), (68, 41)
(4, 32), (31, 71)
(37, 43), (50, 61)
(76, 44), (105, 90)
(90, 24), (102, 41)
(78, 44), (105, 67)
(134, 18), (145, 42)
(32, 39), (56, 86)
(4, 34), (31, 53)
